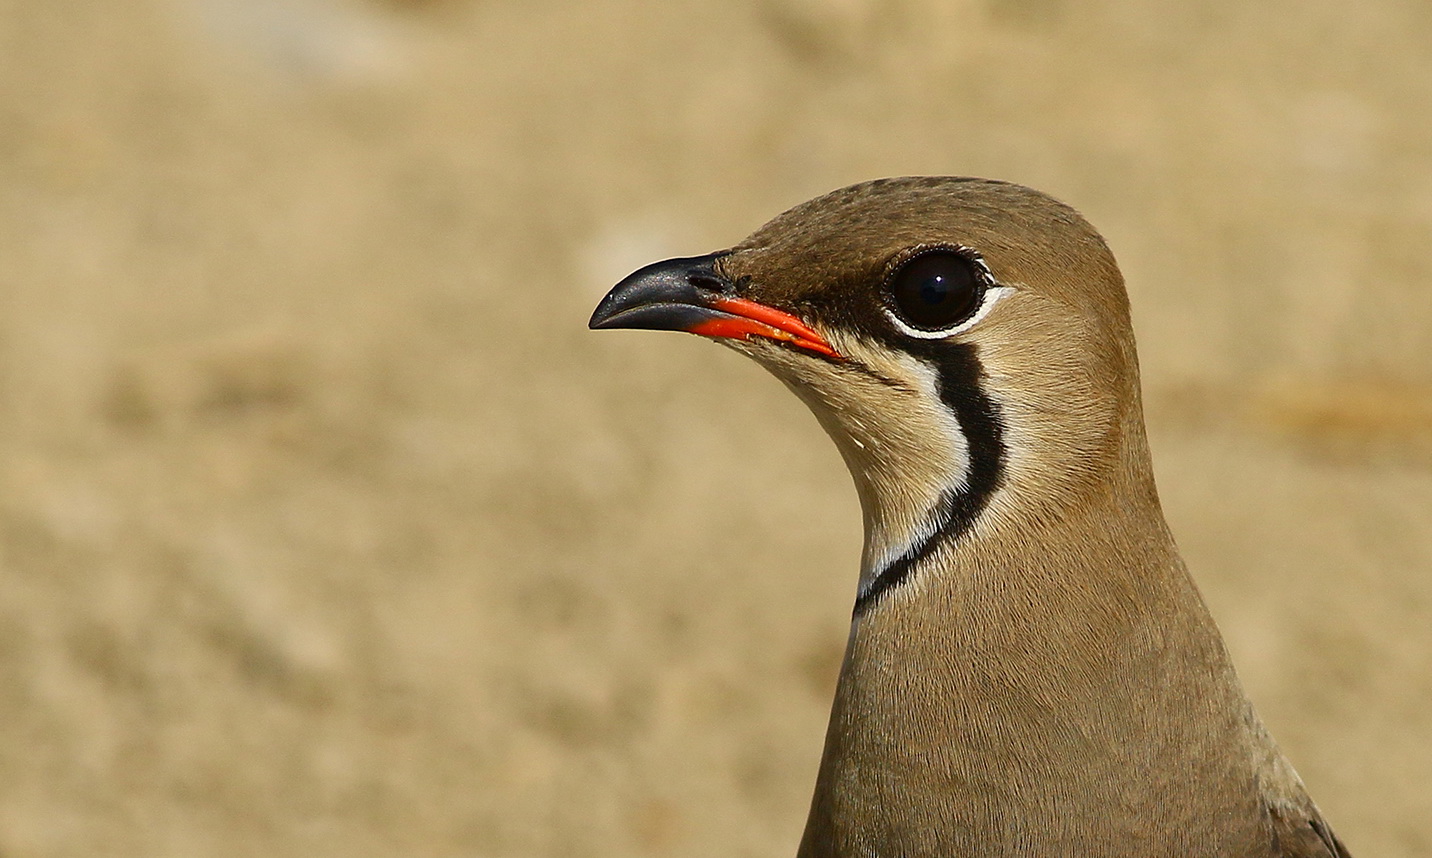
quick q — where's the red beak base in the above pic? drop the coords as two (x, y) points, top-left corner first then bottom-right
(692, 296), (839, 359)
(589, 254), (841, 360)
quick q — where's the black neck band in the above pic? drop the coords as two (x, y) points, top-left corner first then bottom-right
(853, 341), (1006, 615)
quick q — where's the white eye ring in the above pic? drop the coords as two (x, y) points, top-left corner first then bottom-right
(882, 283), (1014, 340)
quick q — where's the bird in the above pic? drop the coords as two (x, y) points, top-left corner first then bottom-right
(588, 177), (1350, 857)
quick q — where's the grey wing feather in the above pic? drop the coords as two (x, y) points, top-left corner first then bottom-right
(1269, 804), (1351, 858)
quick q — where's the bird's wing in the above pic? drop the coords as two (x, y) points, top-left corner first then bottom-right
(1268, 801), (1351, 858)
(1246, 710), (1350, 858)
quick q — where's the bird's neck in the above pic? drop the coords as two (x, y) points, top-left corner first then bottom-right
(799, 486), (1270, 857)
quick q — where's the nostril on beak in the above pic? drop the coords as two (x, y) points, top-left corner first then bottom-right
(687, 270), (733, 295)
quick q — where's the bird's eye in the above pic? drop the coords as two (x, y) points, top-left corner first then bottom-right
(885, 250), (984, 333)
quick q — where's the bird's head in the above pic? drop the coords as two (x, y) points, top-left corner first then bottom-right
(591, 177), (1154, 606)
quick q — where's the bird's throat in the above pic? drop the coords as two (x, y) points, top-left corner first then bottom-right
(844, 341), (1008, 612)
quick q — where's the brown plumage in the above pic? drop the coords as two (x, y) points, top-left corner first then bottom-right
(589, 177), (1349, 857)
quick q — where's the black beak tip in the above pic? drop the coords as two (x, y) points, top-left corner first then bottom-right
(587, 296), (618, 330)
(587, 275), (659, 331)
(588, 252), (731, 334)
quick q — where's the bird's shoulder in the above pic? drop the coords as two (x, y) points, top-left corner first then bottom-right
(1248, 711), (1351, 858)
(1266, 799), (1350, 858)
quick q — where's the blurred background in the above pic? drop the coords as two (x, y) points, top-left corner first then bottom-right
(1, 0), (1430, 855)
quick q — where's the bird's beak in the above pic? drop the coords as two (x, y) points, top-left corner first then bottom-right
(589, 253), (839, 359)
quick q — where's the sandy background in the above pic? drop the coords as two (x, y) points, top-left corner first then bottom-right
(1, 0), (1430, 855)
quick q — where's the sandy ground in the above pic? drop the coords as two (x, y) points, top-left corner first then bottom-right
(1, 0), (1430, 855)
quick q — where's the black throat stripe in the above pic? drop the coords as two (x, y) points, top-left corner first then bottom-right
(853, 341), (1007, 615)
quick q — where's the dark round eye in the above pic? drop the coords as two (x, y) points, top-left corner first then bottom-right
(885, 250), (984, 332)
